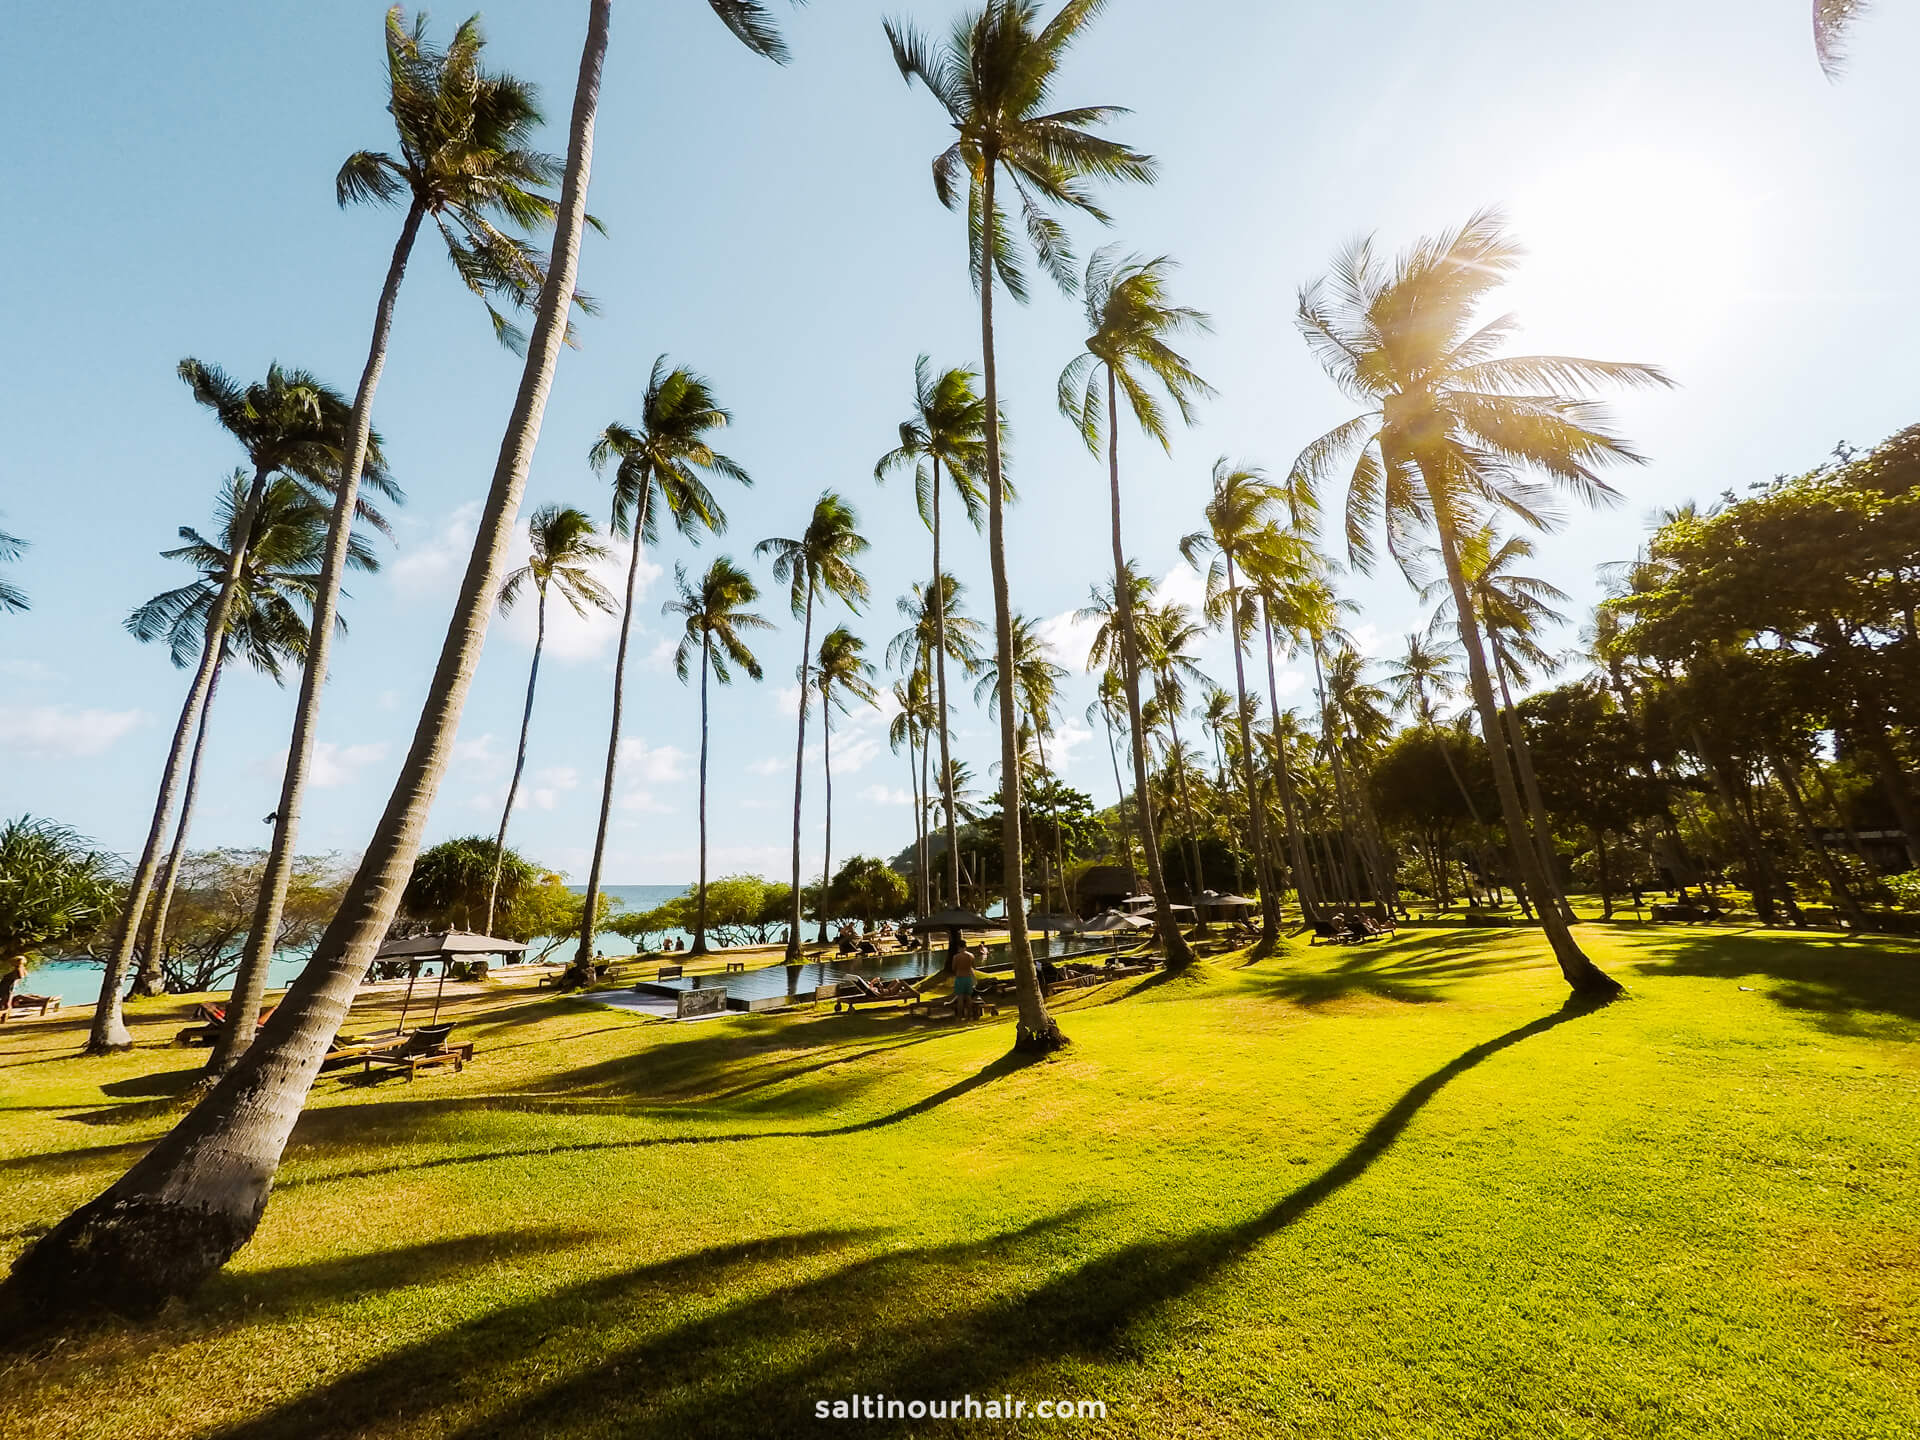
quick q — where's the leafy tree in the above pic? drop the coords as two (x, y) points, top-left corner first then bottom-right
(667, 557), (772, 955)
(828, 856), (911, 925)
(488, 504), (615, 931)
(574, 358), (748, 982)
(1290, 211), (1670, 998)
(402, 836), (537, 932)
(757, 491), (870, 957)
(0, 818), (120, 970)
(876, 358), (990, 913)
(888, 0), (1152, 1044)
(137, 850), (352, 996)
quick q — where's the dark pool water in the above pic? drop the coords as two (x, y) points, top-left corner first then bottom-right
(638, 937), (1109, 1006)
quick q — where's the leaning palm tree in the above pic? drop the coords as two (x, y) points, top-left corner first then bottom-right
(90, 361), (388, 1056)
(1059, 247), (1211, 963)
(216, 8), (576, 1076)
(486, 505), (615, 933)
(9, 0), (797, 1316)
(887, 0), (1152, 1046)
(757, 492), (870, 958)
(666, 557), (772, 956)
(1289, 210), (1670, 998)
(813, 626), (881, 941)
(1180, 459), (1287, 941)
(125, 475), (377, 998)
(571, 358), (749, 984)
(875, 358), (989, 914)
(0, 524), (27, 614)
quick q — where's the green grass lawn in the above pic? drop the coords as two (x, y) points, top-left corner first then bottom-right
(2, 923), (1918, 1438)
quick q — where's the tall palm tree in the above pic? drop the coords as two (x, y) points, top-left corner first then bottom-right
(1058, 243), (1210, 963)
(217, 8), (572, 1076)
(7, 0), (782, 1314)
(887, 0), (1151, 1046)
(756, 492), (870, 957)
(875, 357), (989, 914)
(125, 475), (377, 999)
(1384, 629), (1487, 837)
(1181, 459), (1287, 940)
(666, 557), (772, 956)
(571, 358), (748, 984)
(0, 525), (27, 614)
(890, 669), (937, 916)
(90, 361), (387, 1056)
(1289, 210), (1670, 997)
(1085, 669), (1137, 872)
(974, 613), (1070, 911)
(1423, 526), (1576, 923)
(1137, 600), (1212, 909)
(486, 504), (615, 933)
(887, 574), (987, 904)
(813, 626), (880, 940)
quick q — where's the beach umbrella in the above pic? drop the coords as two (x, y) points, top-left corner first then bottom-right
(375, 930), (528, 1032)
(1082, 910), (1151, 933)
(1025, 912), (1079, 933)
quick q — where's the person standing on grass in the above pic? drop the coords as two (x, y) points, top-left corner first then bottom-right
(953, 943), (978, 1020)
(1, 956), (25, 1017)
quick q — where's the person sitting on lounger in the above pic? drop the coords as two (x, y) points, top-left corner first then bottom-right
(847, 974), (915, 1001)
(1037, 955), (1062, 987)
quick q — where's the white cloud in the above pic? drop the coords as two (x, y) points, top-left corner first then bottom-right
(1047, 720), (1094, 770)
(618, 789), (673, 814)
(617, 737), (686, 784)
(1152, 562), (1207, 615)
(497, 527), (657, 663)
(1349, 623), (1385, 656)
(1036, 606), (1101, 673)
(305, 741), (390, 789)
(749, 754), (786, 776)
(529, 764), (580, 811)
(452, 732), (503, 773)
(860, 784), (911, 807)
(391, 501), (482, 595)
(0, 703), (143, 758)
(771, 682), (802, 718)
(643, 637), (678, 673)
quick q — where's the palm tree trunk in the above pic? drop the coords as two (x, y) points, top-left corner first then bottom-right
(1222, 564), (1277, 942)
(1259, 605), (1320, 925)
(1033, 724), (1069, 915)
(1430, 508), (1619, 997)
(89, 461), (274, 1054)
(692, 636), (712, 956)
(573, 485), (652, 983)
(1809, 755), (1882, 878)
(1775, 750), (1872, 931)
(485, 584), (547, 935)
(131, 648), (229, 1000)
(977, 159), (1059, 1048)
(817, 703), (834, 945)
(209, 201), (430, 1076)
(785, 582), (815, 958)
(1164, 709), (1208, 923)
(918, 722), (934, 916)
(5, 0), (610, 1316)
(1493, 659), (1576, 928)
(930, 460), (963, 911)
(1310, 639), (1389, 911)
(1103, 373), (1193, 969)
(909, 728), (929, 917)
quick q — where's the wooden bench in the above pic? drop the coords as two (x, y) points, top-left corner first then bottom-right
(656, 964), (684, 981)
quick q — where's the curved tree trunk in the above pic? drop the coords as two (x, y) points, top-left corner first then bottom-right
(132, 649), (228, 1000)
(784, 582), (815, 958)
(817, 703), (834, 944)
(1103, 369), (1193, 969)
(485, 583), (548, 935)
(977, 160), (1059, 1048)
(6, 0), (610, 1317)
(929, 461), (963, 911)
(90, 461), (273, 1054)
(1259, 604), (1320, 926)
(691, 636), (712, 957)
(1429, 502), (1619, 998)
(573, 485), (652, 983)
(210, 201), (429, 1077)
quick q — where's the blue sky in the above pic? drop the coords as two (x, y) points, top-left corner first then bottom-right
(2, 0), (1916, 886)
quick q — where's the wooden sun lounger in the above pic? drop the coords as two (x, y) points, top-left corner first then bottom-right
(364, 1042), (474, 1081)
(175, 1003), (276, 1046)
(4, 992), (62, 1019)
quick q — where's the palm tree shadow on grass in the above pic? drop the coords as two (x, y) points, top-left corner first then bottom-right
(215, 1002), (1596, 1440)
(1628, 926), (1920, 1034)
(1241, 929), (1541, 1008)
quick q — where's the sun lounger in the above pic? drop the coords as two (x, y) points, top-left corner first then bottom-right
(832, 976), (918, 1012)
(362, 1022), (472, 1081)
(4, 992), (61, 1019)
(175, 1003), (276, 1046)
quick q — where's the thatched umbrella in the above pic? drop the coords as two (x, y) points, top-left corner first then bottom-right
(374, 931), (528, 1030)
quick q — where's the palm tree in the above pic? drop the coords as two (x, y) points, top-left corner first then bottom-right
(1137, 600), (1213, 909)
(1423, 526), (1576, 924)
(572, 358), (748, 984)
(1057, 244), (1210, 963)
(1815, 0), (1874, 76)
(218, 8), (571, 1076)
(1384, 629), (1488, 840)
(666, 557), (772, 956)
(813, 626), (880, 941)
(890, 669), (937, 917)
(487, 505), (615, 933)
(1289, 210), (1670, 997)
(887, 574), (987, 904)
(756, 493), (870, 957)
(0, 525), (27, 614)
(1181, 459), (1287, 940)
(887, 0), (1151, 1046)
(974, 614), (1069, 912)
(1085, 669), (1137, 872)
(124, 475), (376, 999)
(90, 361), (386, 1056)
(875, 357), (989, 914)
(9, 0), (675, 1313)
